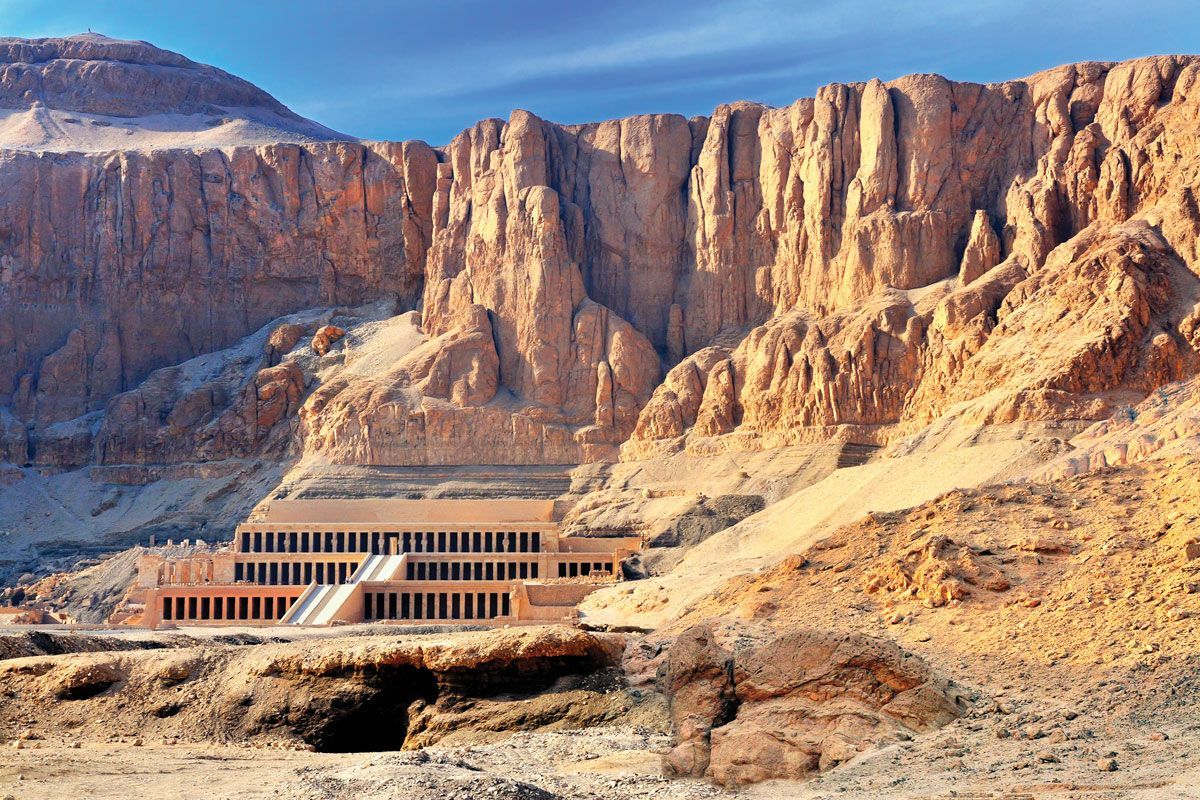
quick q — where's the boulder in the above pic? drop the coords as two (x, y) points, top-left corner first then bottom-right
(311, 325), (346, 357)
(661, 621), (965, 785)
(266, 323), (308, 366)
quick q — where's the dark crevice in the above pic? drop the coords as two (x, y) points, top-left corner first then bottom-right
(288, 655), (609, 753)
(300, 665), (436, 753)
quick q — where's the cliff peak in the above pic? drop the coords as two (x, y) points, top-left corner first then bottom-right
(0, 33), (351, 151)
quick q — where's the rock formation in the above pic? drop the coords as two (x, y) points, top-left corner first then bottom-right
(629, 58), (1200, 454)
(659, 620), (964, 785)
(959, 210), (1002, 286)
(2, 38), (1200, 472)
(0, 625), (626, 751)
(0, 33), (301, 117)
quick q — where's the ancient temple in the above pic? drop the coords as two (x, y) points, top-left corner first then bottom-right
(137, 499), (639, 628)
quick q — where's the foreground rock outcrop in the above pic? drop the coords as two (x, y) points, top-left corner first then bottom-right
(659, 621), (964, 785)
(0, 626), (632, 752)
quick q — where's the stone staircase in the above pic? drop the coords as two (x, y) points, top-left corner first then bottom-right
(281, 583), (352, 626)
(353, 553), (405, 582)
(835, 443), (882, 469)
(281, 554), (404, 625)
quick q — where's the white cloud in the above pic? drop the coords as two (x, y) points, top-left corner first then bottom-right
(327, 0), (1011, 108)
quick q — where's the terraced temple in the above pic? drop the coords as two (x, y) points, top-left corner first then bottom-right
(137, 499), (640, 628)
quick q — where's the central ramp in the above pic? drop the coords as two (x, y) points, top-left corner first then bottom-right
(354, 553), (405, 582)
(284, 584), (356, 626)
(283, 554), (405, 625)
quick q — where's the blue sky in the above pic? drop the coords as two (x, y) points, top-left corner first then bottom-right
(3, 0), (1198, 144)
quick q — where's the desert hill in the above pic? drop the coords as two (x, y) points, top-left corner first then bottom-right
(0, 33), (348, 151)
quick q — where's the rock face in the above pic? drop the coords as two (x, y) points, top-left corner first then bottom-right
(0, 137), (438, 465)
(81, 309), (331, 467)
(299, 304), (517, 464)
(0, 33), (299, 117)
(659, 621), (964, 785)
(628, 57), (1200, 454)
(0, 626), (627, 752)
(3, 40), (1200, 470)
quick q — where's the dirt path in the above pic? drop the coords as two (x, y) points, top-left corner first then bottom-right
(0, 729), (731, 800)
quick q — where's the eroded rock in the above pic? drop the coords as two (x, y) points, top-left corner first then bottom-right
(660, 621), (966, 786)
(311, 326), (346, 357)
(864, 534), (1011, 606)
(0, 626), (627, 752)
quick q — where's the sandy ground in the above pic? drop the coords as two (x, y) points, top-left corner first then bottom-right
(580, 427), (1066, 629)
(3, 717), (1197, 799)
(0, 728), (732, 800)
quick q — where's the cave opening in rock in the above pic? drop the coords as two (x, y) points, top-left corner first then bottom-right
(302, 665), (438, 753)
(298, 656), (613, 753)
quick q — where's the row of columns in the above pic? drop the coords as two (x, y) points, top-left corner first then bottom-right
(161, 593), (299, 622)
(405, 560), (539, 581)
(239, 529), (543, 555)
(363, 590), (511, 621)
(228, 556), (616, 588)
(229, 557), (617, 587)
(557, 560), (614, 578)
(235, 560), (354, 585)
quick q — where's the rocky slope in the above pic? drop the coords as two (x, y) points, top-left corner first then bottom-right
(1029, 370), (1200, 478)
(592, 453), (1200, 793)
(4, 40), (1200, 480)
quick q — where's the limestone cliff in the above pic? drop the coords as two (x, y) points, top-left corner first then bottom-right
(626, 56), (1200, 456)
(2, 37), (1200, 469)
